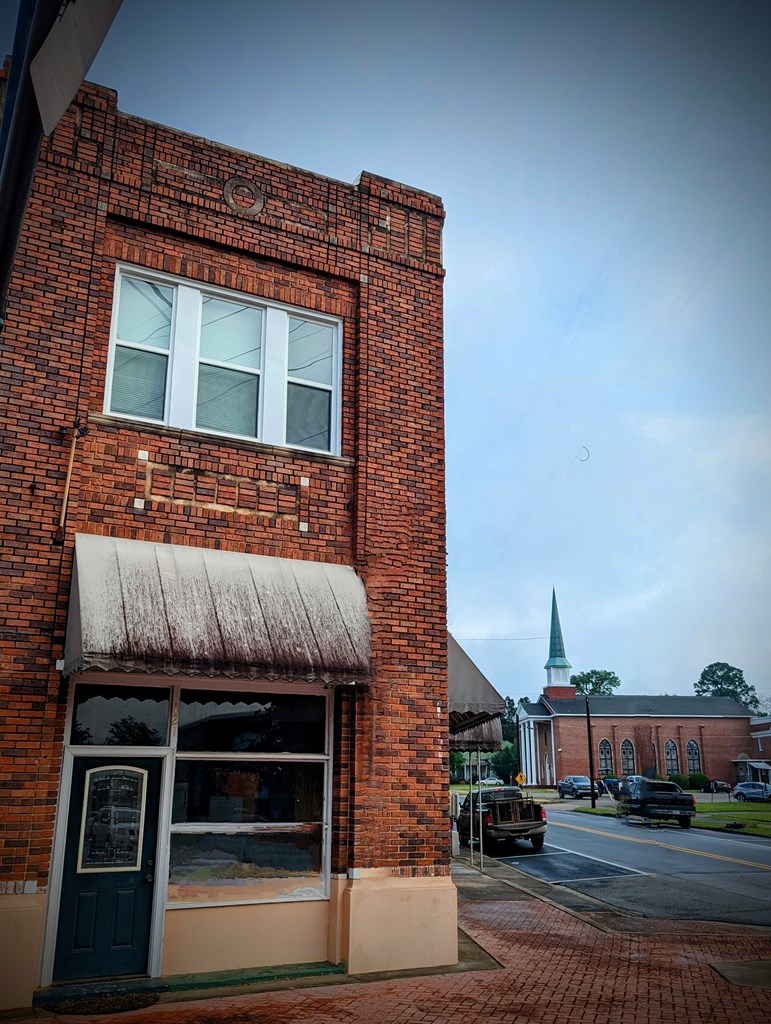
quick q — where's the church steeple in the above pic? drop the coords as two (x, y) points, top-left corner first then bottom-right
(544, 588), (572, 685)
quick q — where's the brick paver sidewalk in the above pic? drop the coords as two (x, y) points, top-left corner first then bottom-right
(17, 897), (771, 1024)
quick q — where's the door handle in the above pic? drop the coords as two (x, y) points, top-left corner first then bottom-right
(145, 875), (154, 883)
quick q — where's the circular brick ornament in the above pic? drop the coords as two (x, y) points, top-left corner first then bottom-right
(223, 177), (265, 216)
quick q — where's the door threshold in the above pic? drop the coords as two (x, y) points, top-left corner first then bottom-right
(34, 962), (345, 1015)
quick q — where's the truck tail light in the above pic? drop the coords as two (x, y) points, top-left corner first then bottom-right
(541, 808), (547, 821)
(691, 795), (696, 808)
(483, 812), (493, 827)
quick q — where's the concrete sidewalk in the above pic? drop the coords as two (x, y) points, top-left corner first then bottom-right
(9, 855), (771, 1023)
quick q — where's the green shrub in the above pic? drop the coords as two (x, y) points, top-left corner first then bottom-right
(689, 772), (709, 790)
(669, 772), (689, 789)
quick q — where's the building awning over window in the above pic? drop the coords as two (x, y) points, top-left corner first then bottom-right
(64, 534), (371, 683)
(448, 634), (505, 739)
(748, 760), (771, 771)
(449, 717), (504, 753)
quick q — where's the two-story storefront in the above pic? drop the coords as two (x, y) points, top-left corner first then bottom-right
(0, 72), (455, 1010)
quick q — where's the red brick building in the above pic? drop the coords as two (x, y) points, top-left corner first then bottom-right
(519, 687), (755, 786)
(0, 73), (455, 1009)
(518, 593), (755, 786)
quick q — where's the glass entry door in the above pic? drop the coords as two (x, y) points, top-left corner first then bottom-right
(54, 757), (161, 982)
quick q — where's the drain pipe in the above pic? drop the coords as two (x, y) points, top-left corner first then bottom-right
(54, 418), (89, 543)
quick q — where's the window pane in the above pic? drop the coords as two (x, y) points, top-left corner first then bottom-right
(200, 297), (262, 369)
(79, 767), (145, 871)
(172, 761), (324, 824)
(178, 691), (326, 753)
(111, 346), (167, 420)
(168, 826), (323, 903)
(286, 382), (330, 451)
(196, 364), (258, 436)
(288, 317), (333, 385)
(71, 685), (169, 746)
(117, 278), (172, 350)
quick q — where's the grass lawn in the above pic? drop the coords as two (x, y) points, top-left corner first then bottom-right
(573, 800), (771, 839)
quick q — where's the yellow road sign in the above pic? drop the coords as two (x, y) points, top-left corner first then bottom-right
(515, 772), (526, 785)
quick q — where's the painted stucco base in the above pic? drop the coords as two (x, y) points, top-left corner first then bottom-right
(341, 870), (458, 974)
(161, 900), (330, 975)
(0, 894), (46, 1011)
(0, 877), (458, 1010)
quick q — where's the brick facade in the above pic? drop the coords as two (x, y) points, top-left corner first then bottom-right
(549, 715), (753, 782)
(0, 72), (453, 1002)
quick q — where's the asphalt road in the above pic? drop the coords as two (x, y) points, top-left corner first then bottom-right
(494, 806), (771, 926)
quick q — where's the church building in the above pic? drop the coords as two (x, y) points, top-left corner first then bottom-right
(518, 591), (757, 786)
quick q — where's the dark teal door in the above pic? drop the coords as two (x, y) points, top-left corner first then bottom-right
(54, 757), (161, 982)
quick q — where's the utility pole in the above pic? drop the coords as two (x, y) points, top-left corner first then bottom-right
(585, 695), (596, 808)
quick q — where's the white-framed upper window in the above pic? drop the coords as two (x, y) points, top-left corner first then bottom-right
(105, 266), (342, 455)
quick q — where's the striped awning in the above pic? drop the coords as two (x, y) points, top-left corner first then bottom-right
(64, 534), (371, 683)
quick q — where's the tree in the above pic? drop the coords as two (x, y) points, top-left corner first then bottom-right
(570, 669), (621, 696)
(694, 662), (760, 713)
(501, 696), (518, 742)
(105, 715), (163, 746)
(489, 741), (518, 782)
(449, 751), (465, 781)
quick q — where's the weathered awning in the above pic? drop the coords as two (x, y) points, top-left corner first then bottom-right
(449, 716), (503, 752)
(748, 760), (771, 771)
(448, 634), (505, 735)
(64, 534), (371, 682)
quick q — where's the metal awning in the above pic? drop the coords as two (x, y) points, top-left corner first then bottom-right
(748, 760), (771, 771)
(64, 534), (371, 682)
(448, 634), (505, 737)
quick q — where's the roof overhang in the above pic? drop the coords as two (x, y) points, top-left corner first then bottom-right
(64, 534), (371, 683)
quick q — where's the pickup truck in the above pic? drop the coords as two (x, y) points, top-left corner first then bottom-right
(617, 778), (696, 828)
(456, 786), (547, 850)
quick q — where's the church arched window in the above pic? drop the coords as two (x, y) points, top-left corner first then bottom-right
(598, 738), (613, 773)
(620, 739), (635, 775)
(686, 740), (701, 774)
(665, 739), (679, 775)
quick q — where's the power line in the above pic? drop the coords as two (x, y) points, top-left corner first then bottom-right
(456, 630), (548, 638)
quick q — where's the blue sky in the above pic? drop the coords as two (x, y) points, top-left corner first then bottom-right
(3, 1), (769, 703)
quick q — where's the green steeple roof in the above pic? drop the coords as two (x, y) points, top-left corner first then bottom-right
(544, 588), (572, 669)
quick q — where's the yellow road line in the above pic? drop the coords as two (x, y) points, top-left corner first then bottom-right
(550, 820), (771, 871)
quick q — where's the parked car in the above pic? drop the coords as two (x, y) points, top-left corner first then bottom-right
(602, 777), (621, 797)
(731, 782), (771, 802)
(701, 780), (732, 793)
(557, 775), (598, 799)
(480, 776), (504, 786)
(456, 786), (547, 850)
(623, 775), (644, 786)
(617, 778), (696, 828)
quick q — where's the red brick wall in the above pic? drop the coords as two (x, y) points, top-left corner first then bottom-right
(0, 78), (447, 888)
(552, 716), (752, 783)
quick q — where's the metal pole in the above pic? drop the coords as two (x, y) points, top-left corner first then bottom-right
(477, 749), (484, 870)
(468, 752), (474, 867)
(585, 696), (596, 808)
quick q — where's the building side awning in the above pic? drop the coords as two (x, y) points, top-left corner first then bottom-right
(449, 716), (503, 752)
(448, 634), (506, 734)
(64, 534), (372, 683)
(748, 760), (771, 771)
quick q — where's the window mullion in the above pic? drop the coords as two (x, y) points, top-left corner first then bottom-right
(261, 307), (288, 445)
(167, 285), (201, 429)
